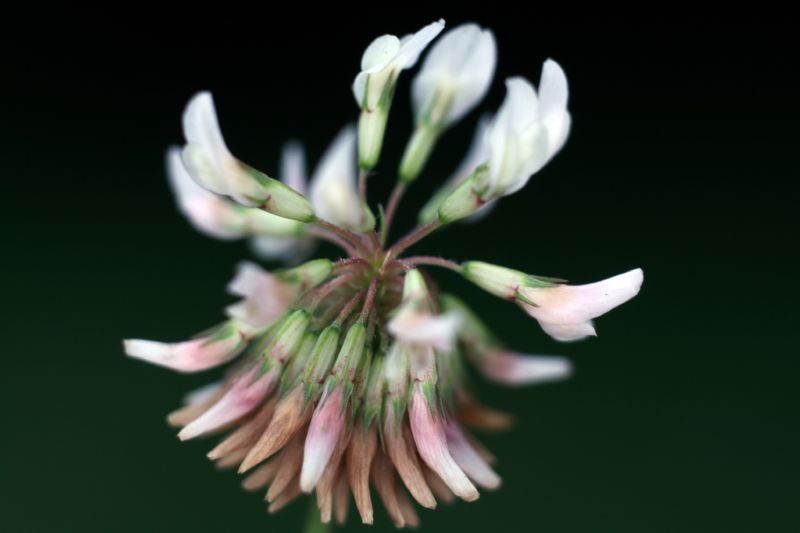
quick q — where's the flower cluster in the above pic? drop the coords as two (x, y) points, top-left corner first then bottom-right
(125, 20), (643, 528)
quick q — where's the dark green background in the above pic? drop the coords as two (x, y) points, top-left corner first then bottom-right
(4, 11), (797, 532)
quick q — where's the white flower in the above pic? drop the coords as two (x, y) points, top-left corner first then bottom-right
(167, 147), (304, 241)
(519, 268), (644, 341)
(354, 19), (445, 171)
(411, 23), (496, 129)
(181, 92), (315, 221)
(309, 125), (373, 231)
(476, 60), (571, 200)
(352, 19), (445, 111)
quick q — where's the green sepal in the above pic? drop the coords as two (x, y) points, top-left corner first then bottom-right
(197, 319), (239, 346)
(437, 167), (489, 224)
(242, 165), (315, 223)
(277, 259), (334, 291)
(261, 309), (311, 364)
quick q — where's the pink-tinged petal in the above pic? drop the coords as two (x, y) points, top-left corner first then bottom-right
(178, 367), (277, 440)
(475, 350), (572, 386)
(166, 147), (246, 240)
(444, 421), (501, 489)
(123, 325), (244, 373)
(539, 320), (596, 342)
(387, 309), (460, 352)
(301, 386), (346, 492)
(226, 262), (295, 328)
(520, 268), (643, 340)
(408, 385), (479, 501)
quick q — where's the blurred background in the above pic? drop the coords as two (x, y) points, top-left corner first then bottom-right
(3, 10), (797, 533)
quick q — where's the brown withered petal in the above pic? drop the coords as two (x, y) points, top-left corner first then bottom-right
(214, 448), (248, 470)
(267, 477), (301, 514)
(383, 412), (436, 509)
(316, 426), (352, 523)
(334, 470), (350, 526)
(207, 396), (277, 460)
(346, 423), (377, 524)
(241, 461), (278, 492)
(240, 386), (310, 473)
(266, 428), (306, 502)
(396, 483), (421, 529)
(371, 451), (407, 528)
(456, 394), (515, 432)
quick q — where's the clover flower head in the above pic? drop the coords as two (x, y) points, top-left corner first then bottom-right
(125, 18), (642, 528)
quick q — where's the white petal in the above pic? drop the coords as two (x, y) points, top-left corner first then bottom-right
(123, 324), (244, 373)
(167, 147), (247, 240)
(521, 268), (644, 340)
(395, 19), (446, 69)
(484, 78), (549, 196)
(178, 367), (277, 440)
(308, 125), (362, 231)
(387, 309), (461, 352)
(225, 262), (295, 327)
(280, 141), (307, 194)
(361, 34), (402, 71)
(181, 92), (232, 195)
(181, 92), (267, 207)
(538, 59), (571, 158)
(475, 351), (572, 386)
(412, 23), (496, 126)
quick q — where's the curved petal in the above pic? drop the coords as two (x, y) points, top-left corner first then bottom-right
(444, 421), (500, 489)
(178, 366), (277, 440)
(181, 91), (232, 194)
(539, 320), (597, 342)
(123, 321), (245, 373)
(538, 59), (571, 158)
(409, 385), (478, 501)
(521, 268), (643, 340)
(301, 386), (345, 492)
(181, 92), (268, 207)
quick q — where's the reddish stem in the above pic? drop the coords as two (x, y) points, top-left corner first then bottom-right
(381, 183), (406, 244)
(307, 227), (358, 256)
(401, 255), (461, 272)
(388, 220), (440, 257)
